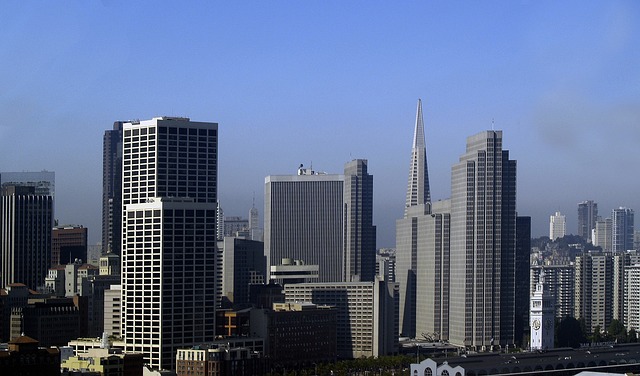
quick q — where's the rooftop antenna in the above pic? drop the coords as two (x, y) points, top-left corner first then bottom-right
(492, 118), (495, 131)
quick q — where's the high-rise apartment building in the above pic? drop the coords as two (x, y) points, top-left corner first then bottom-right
(1, 185), (53, 290)
(612, 207), (634, 252)
(549, 211), (566, 240)
(102, 122), (124, 255)
(575, 251), (613, 333)
(578, 201), (598, 243)
(530, 265), (575, 320)
(595, 218), (613, 251)
(396, 99), (434, 338)
(120, 117), (217, 371)
(449, 130), (517, 349)
(625, 264), (640, 332)
(264, 159), (375, 283)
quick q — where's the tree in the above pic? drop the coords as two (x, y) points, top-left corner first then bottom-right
(607, 319), (627, 343)
(629, 328), (638, 343)
(556, 316), (587, 348)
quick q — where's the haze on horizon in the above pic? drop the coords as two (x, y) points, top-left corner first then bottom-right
(1, 1), (639, 248)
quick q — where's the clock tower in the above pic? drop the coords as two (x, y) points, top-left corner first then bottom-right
(530, 269), (555, 350)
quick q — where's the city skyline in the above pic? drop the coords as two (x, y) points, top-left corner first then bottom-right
(1, 2), (639, 248)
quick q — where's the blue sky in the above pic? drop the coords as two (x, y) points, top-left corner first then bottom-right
(1, 1), (639, 247)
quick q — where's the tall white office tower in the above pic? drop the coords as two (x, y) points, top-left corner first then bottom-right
(264, 160), (375, 283)
(530, 270), (555, 350)
(449, 130), (517, 350)
(120, 117), (217, 371)
(549, 211), (566, 240)
(578, 201), (598, 243)
(612, 207), (634, 252)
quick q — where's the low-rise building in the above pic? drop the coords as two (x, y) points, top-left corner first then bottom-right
(0, 335), (60, 376)
(249, 302), (337, 367)
(284, 278), (398, 358)
(176, 343), (266, 376)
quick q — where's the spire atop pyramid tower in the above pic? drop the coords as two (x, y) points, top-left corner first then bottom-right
(405, 99), (431, 215)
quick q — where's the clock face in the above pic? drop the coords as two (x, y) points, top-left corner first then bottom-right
(545, 319), (553, 329)
(532, 319), (541, 330)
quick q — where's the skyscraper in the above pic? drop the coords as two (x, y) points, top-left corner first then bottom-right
(578, 200), (598, 243)
(264, 160), (375, 283)
(102, 122), (124, 255)
(396, 99), (434, 338)
(1, 185), (53, 290)
(612, 207), (634, 252)
(449, 130), (517, 349)
(343, 159), (376, 282)
(120, 117), (217, 371)
(515, 216), (531, 347)
(549, 211), (566, 240)
(0, 171), (55, 197)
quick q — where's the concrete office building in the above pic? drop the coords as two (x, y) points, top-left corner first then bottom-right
(102, 122), (124, 255)
(613, 207), (635, 252)
(11, 296), (86, 347)
(0, 336), (60, 376)
(269, 258), (319, 285)
(264, 159), (375, 283)
(104, 284), (122, 338)
(249, 303), (337, 367)
(549, 211), (566, 240)
(284, 279), (398, 358)
(396, 99), (433, 338)
(1, 185), (53, 290)
(216, 236), (265, 308)
(414, 199), (451, 343)
(578, 200), (598, 243)
(376, 248), (396, 283)
(223, 216), (249, 237)
(120, 117), (218, 371)
(52, 224), (88, 266)
(449, 130), (517, 349)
